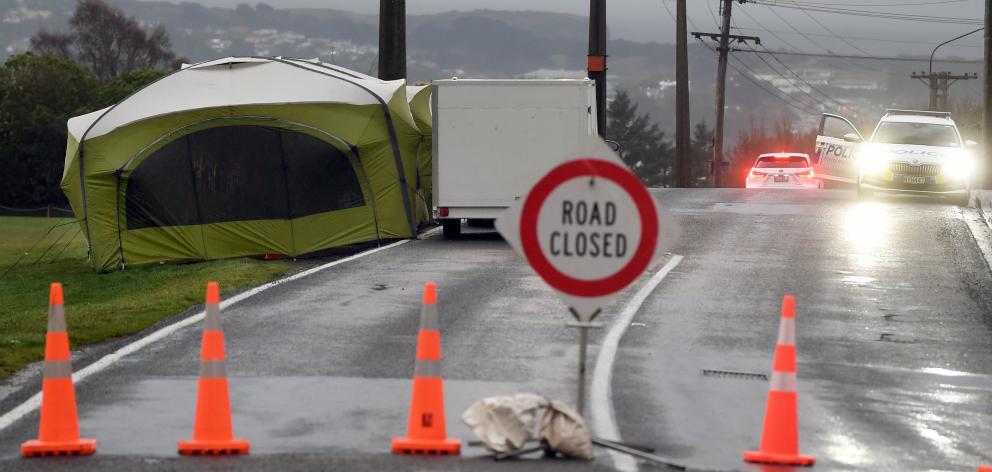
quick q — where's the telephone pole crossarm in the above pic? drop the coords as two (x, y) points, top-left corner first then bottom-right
(691, 32), (761, 47)
(910, 71), (977, 111)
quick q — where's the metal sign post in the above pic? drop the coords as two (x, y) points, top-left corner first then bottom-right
(496, 137), (679, 415)
(568, 308), (602, 416)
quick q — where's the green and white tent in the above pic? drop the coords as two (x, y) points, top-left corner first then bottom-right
(61, 57), (430, 272)
(407, 84), (433, 223)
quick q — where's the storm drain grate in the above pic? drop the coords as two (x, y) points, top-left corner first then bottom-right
(701, 369), (769, 381)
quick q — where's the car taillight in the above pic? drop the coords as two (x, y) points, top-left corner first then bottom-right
(750, 169), (767, 178)
(797, 169), (814, 178)
(439, 207), (449, 217)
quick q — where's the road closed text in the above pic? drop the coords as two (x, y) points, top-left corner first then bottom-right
(549, 200), (628, 258)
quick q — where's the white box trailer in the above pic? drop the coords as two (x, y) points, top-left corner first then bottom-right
(431, 79), (599, 238)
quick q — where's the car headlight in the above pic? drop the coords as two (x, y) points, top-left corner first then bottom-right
(943, 151), (973, 180)
(857, 149), (888, 175)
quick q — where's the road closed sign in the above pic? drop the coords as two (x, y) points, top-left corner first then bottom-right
(496, 137), (679, 321)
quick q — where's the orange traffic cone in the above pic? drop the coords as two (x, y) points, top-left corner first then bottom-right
(177, 282), (250, 455)
(980, 465), (992, 471)
(743, 295), (815, 466)
(21, 283), (97, 457)
(391, 281), (461, 455)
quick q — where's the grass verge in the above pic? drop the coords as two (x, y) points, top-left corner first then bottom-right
(0, 216), (293, 380)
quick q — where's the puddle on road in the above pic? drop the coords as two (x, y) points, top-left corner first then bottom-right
(839, 275), (875, 287)
(672, 203), (814, 215)
(80, 376), (526, 456)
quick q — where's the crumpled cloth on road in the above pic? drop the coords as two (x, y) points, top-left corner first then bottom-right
(461, 393), (548, 453)
(540, 399), (594, 460)
(462, 394), (594, 460)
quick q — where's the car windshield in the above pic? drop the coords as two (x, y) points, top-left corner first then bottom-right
(872, 122), (960, 147)
(754, 156), (809, 168)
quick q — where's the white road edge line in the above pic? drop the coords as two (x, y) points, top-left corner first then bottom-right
(590, 254), (684, 472)
(0, 238), (411, 432)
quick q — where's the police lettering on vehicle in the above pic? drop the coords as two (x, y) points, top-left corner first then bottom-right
(893, 149), (943, 157)
(815, 141), (855, 163)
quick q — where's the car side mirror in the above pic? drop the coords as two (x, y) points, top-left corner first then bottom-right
(605, 140), (622, 153)
(965, 139), (978, 147)
(842, 133), (863, 143)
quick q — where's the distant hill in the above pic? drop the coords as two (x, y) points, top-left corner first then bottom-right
(2, 0), (970, 139)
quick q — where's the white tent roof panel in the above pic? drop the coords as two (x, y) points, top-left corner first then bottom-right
(70, 57), (406, 141)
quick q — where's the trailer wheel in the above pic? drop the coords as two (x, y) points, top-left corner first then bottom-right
(442, 219), (462, 239)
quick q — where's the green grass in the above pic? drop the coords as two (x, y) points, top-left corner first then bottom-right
(0, 216), (293, 380)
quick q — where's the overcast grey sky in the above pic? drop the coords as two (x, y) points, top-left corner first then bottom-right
(180, 0), (986, 58)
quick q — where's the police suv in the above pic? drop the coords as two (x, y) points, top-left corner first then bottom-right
(812, 109), (975, 205)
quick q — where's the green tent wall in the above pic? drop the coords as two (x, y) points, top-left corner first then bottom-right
(407, 84), (433, 223)
(61, 57), (429, 272)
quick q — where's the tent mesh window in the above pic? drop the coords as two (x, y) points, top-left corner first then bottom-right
(125, 125), (364, 230)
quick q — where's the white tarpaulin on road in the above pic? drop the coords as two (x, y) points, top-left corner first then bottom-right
(462, 394), (593, 460)
(462, 393), (547, 453)
(540, 399), (594, 460)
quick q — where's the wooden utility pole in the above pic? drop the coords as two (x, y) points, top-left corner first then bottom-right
(911, 72), (978, 112)
(711, 0), (734, 188)
(985, 0), (992, 189)
(675, 0), (691, 187)
(589, 0), (607, 138)
(378, 0), (406, 80)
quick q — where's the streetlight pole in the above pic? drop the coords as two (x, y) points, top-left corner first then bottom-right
(930, 27), (983, 77)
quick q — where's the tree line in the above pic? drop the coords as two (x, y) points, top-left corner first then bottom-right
(1, 0), (825, 208)
(0, 0), (180, 208)
(607, 89), (715, 188)
(609, 89), (833, 188)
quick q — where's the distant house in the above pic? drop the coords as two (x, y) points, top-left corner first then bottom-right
(831, 78), (882, 91)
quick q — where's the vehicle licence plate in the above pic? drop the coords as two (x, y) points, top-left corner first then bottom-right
(903, 176), (927, 184)
(773, 175), (789, 183)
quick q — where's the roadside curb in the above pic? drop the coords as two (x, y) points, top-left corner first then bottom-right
(973, 190), (992, 230)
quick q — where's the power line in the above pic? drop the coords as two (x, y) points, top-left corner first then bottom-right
(757, 2), (878, 73)
(671, 1), (824, 116)
(731, 48), (983, 63)
(784, 0), (878, 58)
(759, 3), (828, 53)
(699, 1), (822, 114)
(750, 0), (982, 25)
(661, 0), (699, 31)
(706, 0), (720, 28)
(735, 5), (797, 51)
(752, 44), (845, 108)
(697, 37), (819, 116)
(742, 44), (832, 108)
(730, 27), (983, 48)
(730, 54), (820, 115)
(733, 4), (847, 106)
(781, 0), (966, 7)
(777, 0), (919, 74)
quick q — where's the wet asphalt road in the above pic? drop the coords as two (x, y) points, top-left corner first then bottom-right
(1, 188), (991, 471)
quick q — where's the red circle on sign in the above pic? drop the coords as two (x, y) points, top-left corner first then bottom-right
(519, 158), (659, 297)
